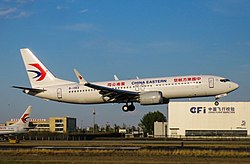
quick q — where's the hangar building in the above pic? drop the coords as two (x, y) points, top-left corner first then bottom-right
(168, 102), (250, 137)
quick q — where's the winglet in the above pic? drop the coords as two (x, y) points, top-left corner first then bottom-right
(114, 75), (119, 81)
(74, 69), (87, 84)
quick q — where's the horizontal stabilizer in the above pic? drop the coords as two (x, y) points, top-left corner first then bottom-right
(12, 86), (46, 93)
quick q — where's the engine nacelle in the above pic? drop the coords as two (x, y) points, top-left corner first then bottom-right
(139, 91), (168, 105)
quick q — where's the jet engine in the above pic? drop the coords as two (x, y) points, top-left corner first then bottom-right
(139, 91), (168, 105)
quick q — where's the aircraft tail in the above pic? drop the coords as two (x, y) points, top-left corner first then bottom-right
(12, 106), (32, 127)
(20, 48), (72, 88)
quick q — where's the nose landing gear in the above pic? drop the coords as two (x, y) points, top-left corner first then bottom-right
(122, 103), (135, 112)
(214, 101), (219, 106)
(214, 93), (228, 106)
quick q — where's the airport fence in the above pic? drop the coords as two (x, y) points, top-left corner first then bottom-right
(16, 132), (123, 141)
(13, 134), (250, 141)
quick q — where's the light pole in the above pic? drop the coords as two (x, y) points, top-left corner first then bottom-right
(81, 120), (83, 131)
(93, 108), (96, 133)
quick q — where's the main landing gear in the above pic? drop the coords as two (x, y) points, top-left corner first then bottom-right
(122, 103), (135, 112)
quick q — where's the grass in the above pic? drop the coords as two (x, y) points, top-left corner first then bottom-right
(1, 148), (250, 157)
(0, 148), (250, 163)
(0, 140), (250, 163)
(2, 140), (250, 147)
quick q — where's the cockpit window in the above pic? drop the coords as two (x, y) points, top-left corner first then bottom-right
(220, 79), (230, 82)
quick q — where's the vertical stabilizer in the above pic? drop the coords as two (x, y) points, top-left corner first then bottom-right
(12, 105), (32, 127)
(20, 48), (72, 88)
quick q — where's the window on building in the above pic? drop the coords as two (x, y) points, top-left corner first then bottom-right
(55, 124), (64, 127)
(55, 119), (63, 123)
(55, 128), (63, 132)
(185, 130), (247, 136)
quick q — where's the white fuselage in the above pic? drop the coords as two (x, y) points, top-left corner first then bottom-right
(0, 125), (27, 135)
(28, 75), (239, 104)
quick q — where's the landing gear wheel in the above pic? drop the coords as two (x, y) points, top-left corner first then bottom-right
(122, 105), (129, 112)
(215, 101), (219, 106)
(122, 103), (136, 112)
(128, 104), (135, 111)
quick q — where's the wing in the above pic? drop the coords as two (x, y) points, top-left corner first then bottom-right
(85, 82), (139, 103)
(73, 69), (139, 103)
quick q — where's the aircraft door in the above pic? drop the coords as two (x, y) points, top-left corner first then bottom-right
(135, 85), (139, 91)
(57, 88), (62, 99)
(140, 84), (145, 91)
(135, 84), (145, 91)
(208, 78), (214, 88)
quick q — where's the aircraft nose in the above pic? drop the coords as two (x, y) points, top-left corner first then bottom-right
(230, 82), (239, 91)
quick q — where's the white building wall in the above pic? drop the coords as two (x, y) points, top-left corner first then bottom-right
(154, 122), (167, 138)
(168, 102), (250, 136)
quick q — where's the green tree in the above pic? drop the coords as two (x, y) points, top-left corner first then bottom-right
(139, 111), (166, 135)
(114, 124), (120, 133)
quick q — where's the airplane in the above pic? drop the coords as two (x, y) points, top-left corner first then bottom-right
(13, 48), (239, 112)
(0, 106), (32, 135)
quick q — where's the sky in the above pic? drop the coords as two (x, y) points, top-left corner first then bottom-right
(0, 0), (250, 128)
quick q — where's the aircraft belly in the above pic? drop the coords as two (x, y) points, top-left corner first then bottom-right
(167, 87), (193, 98)
(164, 85), (207, 99)
(62, 92), (104, 104)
